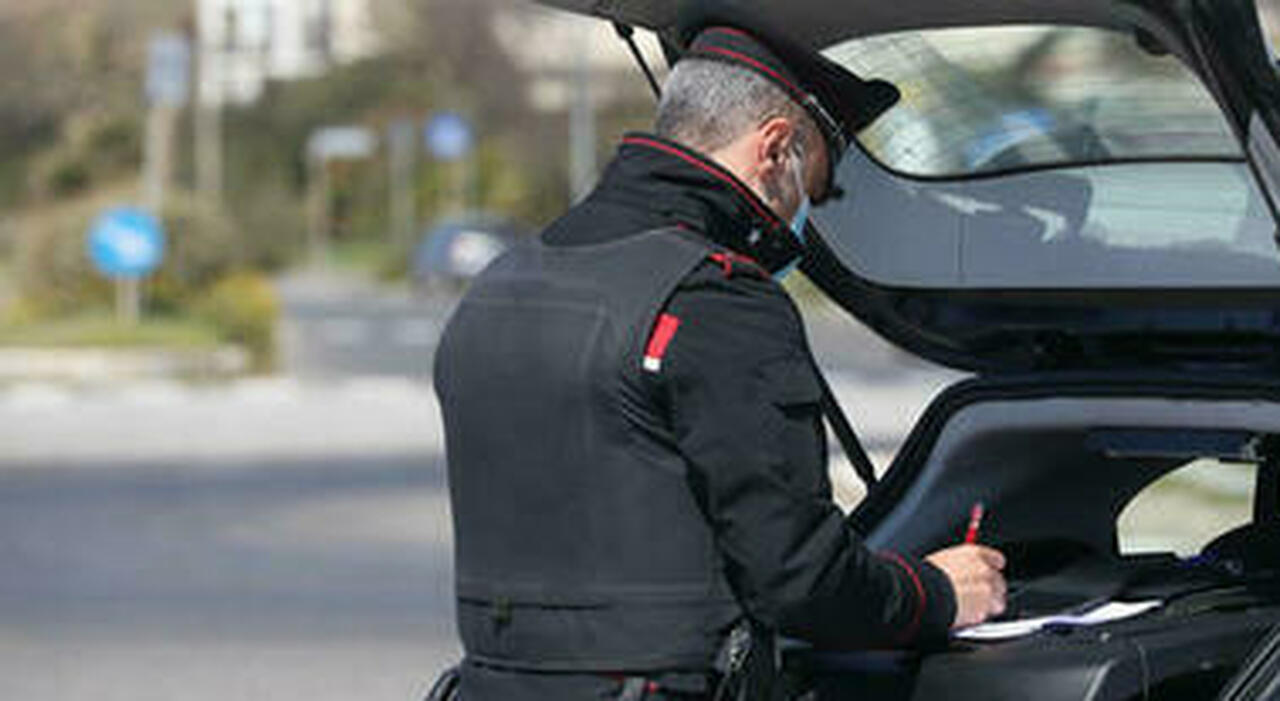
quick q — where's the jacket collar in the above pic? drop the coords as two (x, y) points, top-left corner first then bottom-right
(594, 133), (804, 273)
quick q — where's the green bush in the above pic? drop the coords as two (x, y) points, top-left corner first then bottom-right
(226, 183), (306, 271)
(47, 157), (92, 198)
(11, 192), (280, 371)
(13, 197), (115, 317)
(86, 117), (142, 172)
(14, 192), (245, 317)
(194, 272), (279, 372)
(150, 195), (246, 313)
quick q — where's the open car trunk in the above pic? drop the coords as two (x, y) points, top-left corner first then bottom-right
(802, 373), (1280, 700)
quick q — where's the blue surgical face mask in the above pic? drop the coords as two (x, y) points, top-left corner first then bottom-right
(775, 147), (811, 281)
(791, 194), (811, 242)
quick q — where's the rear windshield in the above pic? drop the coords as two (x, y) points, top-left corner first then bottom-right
(824, 26), (1241, 178)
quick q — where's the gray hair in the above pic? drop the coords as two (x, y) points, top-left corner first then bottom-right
(655, 58), (817, 155)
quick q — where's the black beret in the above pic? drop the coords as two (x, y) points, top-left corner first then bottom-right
(675, 1), (900, 187)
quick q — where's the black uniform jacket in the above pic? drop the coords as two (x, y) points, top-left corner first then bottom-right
(444, 134), (958, 699)
(537, 133), (957, 648)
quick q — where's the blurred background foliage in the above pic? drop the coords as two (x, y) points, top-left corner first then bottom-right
(0, 0), (657, 368)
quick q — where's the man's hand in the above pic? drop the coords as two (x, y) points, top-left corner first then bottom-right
(925, 545), (1007, 629)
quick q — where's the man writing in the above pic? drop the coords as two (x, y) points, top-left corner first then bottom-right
(434, 6), (1006, 699)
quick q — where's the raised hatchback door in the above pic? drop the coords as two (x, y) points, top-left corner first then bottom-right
(532, 0), (1280, 374)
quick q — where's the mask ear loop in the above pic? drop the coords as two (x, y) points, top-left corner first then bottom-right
(789, 143), (812, 242)
(772, 144), (812, 282)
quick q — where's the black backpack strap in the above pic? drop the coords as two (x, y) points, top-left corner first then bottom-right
(661, 225), (880, 491)
(810, 356), (879, 490)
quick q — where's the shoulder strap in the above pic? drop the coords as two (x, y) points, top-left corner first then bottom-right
(807, 353), (880, 490)
(669, 225), (879, 491)
(637, 226), (879, 489)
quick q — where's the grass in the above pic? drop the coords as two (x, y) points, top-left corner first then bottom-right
(0, 312), (222, 349)
(329, 239), (412, 283)
(330, 239), (392, 273)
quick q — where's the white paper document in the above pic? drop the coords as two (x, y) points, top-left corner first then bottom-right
(954, 600), (1163, 642)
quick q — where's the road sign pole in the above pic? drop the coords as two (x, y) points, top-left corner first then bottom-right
(424, 113), (475, 216)
(195, 21), (222, 203)
(195, 68), (223, 202)
(142, 32), (187, 213)
(134, 103), (178, 325)
(117, 278), (140, 326)
(305, 126), (378, 266)
(134, 32), (190, 326)
(141, 104), (178, 215)
(307, 156), (332, 266)
(389, 120), (416, 250)
(132, 106), (162, 326)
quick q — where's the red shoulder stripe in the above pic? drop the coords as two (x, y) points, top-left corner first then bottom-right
(642, 314), (681, 373)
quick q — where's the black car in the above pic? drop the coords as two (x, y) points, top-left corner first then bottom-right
(525, 1), (1280, 699)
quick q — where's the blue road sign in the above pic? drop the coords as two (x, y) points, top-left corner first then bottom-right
(425, 113), (474, 162)
(88, 207), (166, 279)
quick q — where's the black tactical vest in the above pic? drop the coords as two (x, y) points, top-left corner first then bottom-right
(434, 229), (743, 672)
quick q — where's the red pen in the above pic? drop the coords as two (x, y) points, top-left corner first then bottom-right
(964, 502), (985, 545)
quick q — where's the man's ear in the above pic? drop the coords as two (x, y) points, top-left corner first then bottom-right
(755, 117), (795, 178)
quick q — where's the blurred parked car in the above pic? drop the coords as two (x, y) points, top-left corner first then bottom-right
(411, 213), (530, 294)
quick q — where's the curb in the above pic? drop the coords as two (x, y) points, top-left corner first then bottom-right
(0, 346), (250, 383)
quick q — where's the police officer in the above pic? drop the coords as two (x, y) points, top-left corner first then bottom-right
(433, 6), (1007, 700)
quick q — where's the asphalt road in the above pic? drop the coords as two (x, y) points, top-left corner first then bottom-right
(0, 454), (449, 636)
(0, 379), (461, 700)
(0, 457), (458, 699)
